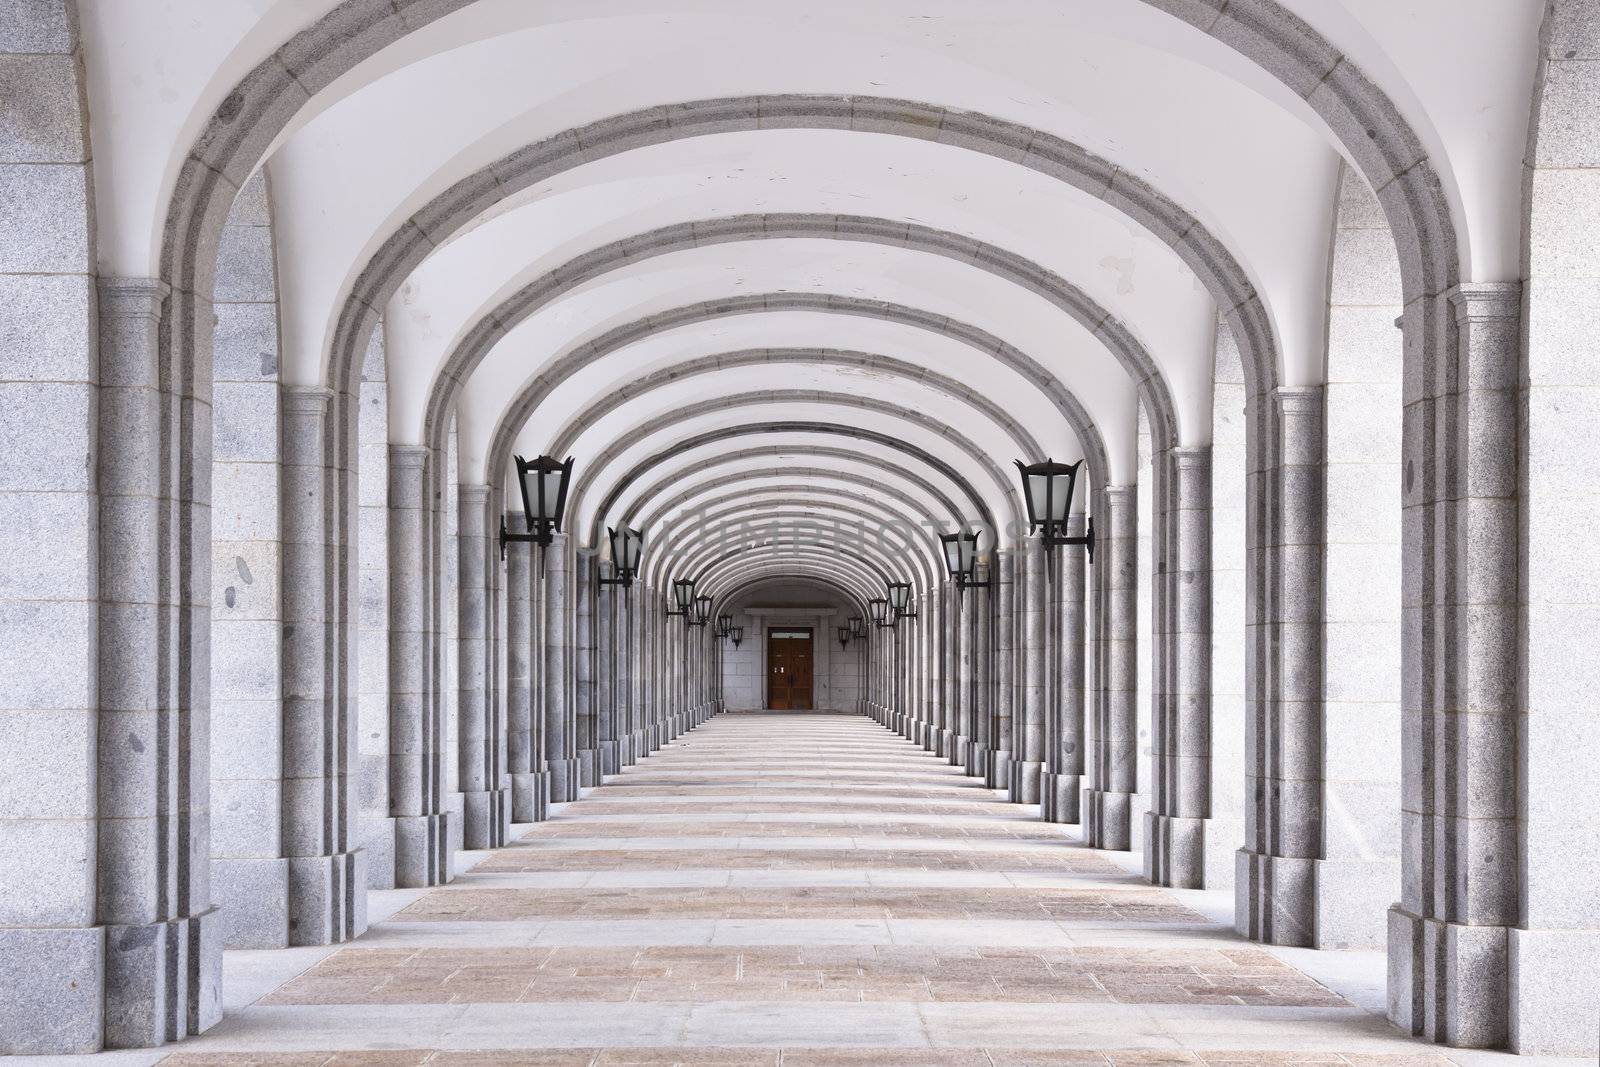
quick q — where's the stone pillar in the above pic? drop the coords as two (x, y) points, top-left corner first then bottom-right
(209, 176), (289, 948)
(952, 580), (973, 766)
(1085, 486), (1137, 849)
(1236, 390), (1324, 945)
(456, 485), (508, 849)
(279, 387), (366, 943)
(0, 12), (129, 1051)
(990, 550), (1015, 789)
(596, 563), (619, 774)
(618, 583), (637, 764)
(388, 446), (448, 887)
(1042, 515), (1088, 823)
(1389, 286), (1523, 1047)
(91, 279), (223, 1047)
(1011, 537), (1047, 804)
(504, 515), (549, 821)
(1146, 448), (1217, 887)
(1508, 33), (1600, 1044)
(1209, 317), (1249, 891)
(355, 330), (394, 886)
(573, 551), (596, 784)
(544, 535), (579, 801)
(939, 584), (956, 756)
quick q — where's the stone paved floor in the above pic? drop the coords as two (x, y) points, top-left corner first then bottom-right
(19, 713), (1586, 1066)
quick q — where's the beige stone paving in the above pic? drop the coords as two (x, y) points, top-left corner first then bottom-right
(159, 1051), (1453, 1066)
(142, 713), (1485, 1064)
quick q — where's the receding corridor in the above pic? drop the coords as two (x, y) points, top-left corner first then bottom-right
(31, 712), (1521, 1065)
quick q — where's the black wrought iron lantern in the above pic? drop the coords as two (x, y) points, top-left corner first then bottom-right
(692, 595), (714, 628)
(940, 529), (990, 591)
(729, 626), (744, 649)
(717, 612), (733, 637)
(837, 625), (851, 649)
(1015, 458), (1094, 560)
(848, 615), (866, 639)
(868, 597), (893, 628)
(500, 454), (573, 557)
(886, 581), (915, 619)
(599, 525), (643, 588)
(665, 577), (696, 618)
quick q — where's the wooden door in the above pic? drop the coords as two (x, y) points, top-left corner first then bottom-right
(766, 628), (814, 709)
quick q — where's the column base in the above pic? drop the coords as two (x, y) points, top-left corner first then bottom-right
(950, 734), (971, 768)
(287, 849), (368, 946)
(462, 787), (511, 850)
(443, 792), (465, 856)
(1038, 771), (1080, 823)
(1387, 906), (1507, 1050)
(1082, 788), (1134, 851)
(212, 856), (289, 948)
(600, 739), (622, 776)
(965, 742), (990, 779)
(937, 728), (954, 759)
(1144, 813), (1208, 889)
(102, 908), (221, 1050)
(987, 748), (1013, 791)
(1008, 760), (1042, 804)
(1234, 849), (1313, 946)
(548, 756), (582, 803)
(617, 734), (634, 767)
(576, 748), (598, 788)
(394, 812), (451, 888)
(511, 769), (551, 823)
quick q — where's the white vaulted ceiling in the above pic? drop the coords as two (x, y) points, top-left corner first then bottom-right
(75, 0), (1544, 565)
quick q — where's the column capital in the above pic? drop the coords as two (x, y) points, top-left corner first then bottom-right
(389, 444), (428, 469)
(1446, 282), (1521, 322)
(1270, 385), (1324, 415)
(281, 384), (333, 416)
(97, 277), (170, 321)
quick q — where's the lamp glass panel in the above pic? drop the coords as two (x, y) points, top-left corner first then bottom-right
(1025, 472), (1050, 523)
(1048, 472), (1072, 521)
(539, 468), (564, 516)
(941, 535), (961, 576)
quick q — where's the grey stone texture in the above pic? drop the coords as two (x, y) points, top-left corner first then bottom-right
(0, 6), (108, 1052)
(1145, 448), (1217, 889)
(544, 534), (579, 803)
(1482, 6), (1600, 1052)
(1010, 539), (1046, 804)
(1084, 486), (1138, 850)
(1040, 516), (1087, 824)
(1387, 283), (1522, 1049)
(456, 485), (508, 848)
(504, 515), (549, 822)
(1316, 165), (1403, 950)
(357, 326), (395, 885)
(279, 385), (366, 946)
(95, 277), (223, 1049)
(387, 446), (449, 887)
(1235, 386), (1325, 949)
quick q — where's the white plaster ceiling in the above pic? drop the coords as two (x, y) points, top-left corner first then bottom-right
(72, 0), (1545, 568)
